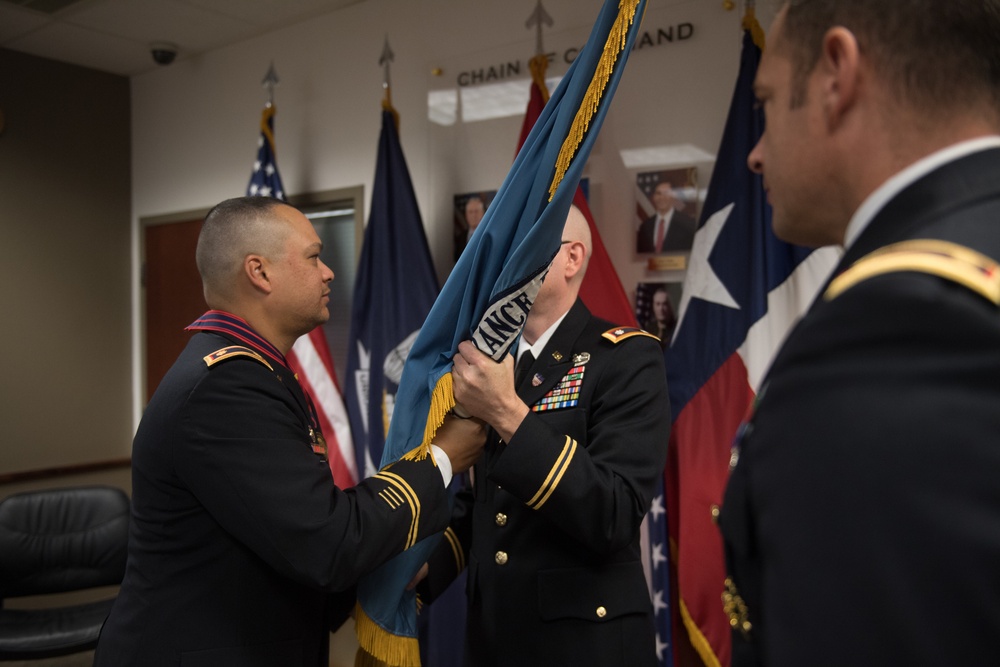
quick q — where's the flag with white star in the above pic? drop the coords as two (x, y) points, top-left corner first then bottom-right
(246, 104), (285, 200)
(645, 480), (674, 667)
(664, 10), (840, 667)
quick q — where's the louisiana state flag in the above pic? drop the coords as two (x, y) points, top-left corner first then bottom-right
(664, 10), (840, 667)
(354, 1), (650, 665)
(344, 106), (439, 483)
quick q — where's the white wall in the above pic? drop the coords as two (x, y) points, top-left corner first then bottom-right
(130, 0), (772, 423)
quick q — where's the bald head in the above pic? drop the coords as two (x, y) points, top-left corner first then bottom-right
(564, 204), (592, 283)
(196, 196), (293, 307)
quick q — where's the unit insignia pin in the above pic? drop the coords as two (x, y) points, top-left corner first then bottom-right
(531, 373), (544, 387)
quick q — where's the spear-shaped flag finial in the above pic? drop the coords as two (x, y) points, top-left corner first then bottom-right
(526, 1), (554, 56)
(379, 36), (394, 94)
(262, 61), (279, 106)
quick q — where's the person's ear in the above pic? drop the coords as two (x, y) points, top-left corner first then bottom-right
(819, 26), (861, 130)
(245, 255), (273, 294)
(564, 241), (586, 278)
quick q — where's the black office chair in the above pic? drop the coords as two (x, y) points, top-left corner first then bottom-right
(0, 485), (129, 660)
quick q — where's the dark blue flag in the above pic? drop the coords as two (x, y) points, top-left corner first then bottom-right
(344, 108), (439, 482)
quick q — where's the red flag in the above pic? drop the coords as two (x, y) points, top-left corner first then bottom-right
(516, 55), (636, 328)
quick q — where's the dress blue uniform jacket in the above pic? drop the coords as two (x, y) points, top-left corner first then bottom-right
(720, 147), (1000, 666)
(423, 299), (671, 667)
(95, 322), (451, 667)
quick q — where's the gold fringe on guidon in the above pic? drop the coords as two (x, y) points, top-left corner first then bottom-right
(399, 371), (456, 464)
(547, 0), (641, 201)
(354, 602), (421, 667)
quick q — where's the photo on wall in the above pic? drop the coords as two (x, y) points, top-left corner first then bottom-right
(636, 281), (683, 349)
(453, 190), (497, 262)
(635, 167), (699, 256)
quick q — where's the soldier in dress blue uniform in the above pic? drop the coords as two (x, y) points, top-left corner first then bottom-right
(719, 2), (1000, 665)
(94, 196), (485, 667)
(419, 206), (671, 667)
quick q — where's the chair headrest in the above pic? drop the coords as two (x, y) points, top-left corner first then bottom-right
(0, 486), (130, 597)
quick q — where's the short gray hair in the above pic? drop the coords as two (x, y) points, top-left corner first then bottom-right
(196, 196), (292, 303)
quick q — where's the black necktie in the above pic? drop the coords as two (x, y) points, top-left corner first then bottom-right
(514, 350), (535, 388)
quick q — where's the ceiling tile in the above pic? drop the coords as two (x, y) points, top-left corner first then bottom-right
(67, 0), (256, 52)
(179, 0), (364, 28)
(0, 3), (49, 43)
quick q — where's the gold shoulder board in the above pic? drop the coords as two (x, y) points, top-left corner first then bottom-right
(203, 345), (274, 371)
(825, 239), (1000, 305)
(601, 326), (659, 344)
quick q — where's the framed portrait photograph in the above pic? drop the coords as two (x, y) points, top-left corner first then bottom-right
(453, 190), (497, 262)
(635, 167), (699, 256)
(636, 281), (683, 349)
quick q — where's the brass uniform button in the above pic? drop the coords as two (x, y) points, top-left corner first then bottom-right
(595, 606), (607, 618)
(495, 551), (508, 565)
(710, 504), (721, 524)
(495, 513), (508, 527)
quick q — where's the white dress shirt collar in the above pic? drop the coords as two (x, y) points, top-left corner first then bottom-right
(517, 309), (570, 363)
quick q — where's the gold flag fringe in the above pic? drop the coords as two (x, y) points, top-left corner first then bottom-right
(399, 371), (455, 464)
(679, 597), (724, 667)
(547, 0), (641, 200)
(260, 105), (277, 152)
(529, 53), (551, 105)
(354, 602), (421, 667)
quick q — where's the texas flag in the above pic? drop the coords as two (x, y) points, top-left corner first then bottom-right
(664, 11), (840, 667)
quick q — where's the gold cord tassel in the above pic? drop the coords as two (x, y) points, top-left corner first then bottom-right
(743, 5), (766, 51)
(529, 53), (551, 105)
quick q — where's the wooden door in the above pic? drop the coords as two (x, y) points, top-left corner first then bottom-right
(144, 219), (205, 402)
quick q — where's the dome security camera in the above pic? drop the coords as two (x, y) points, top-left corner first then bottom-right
(150, 42), (178, 66)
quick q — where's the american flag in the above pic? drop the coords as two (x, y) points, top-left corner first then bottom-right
(246, 101), (357, 488)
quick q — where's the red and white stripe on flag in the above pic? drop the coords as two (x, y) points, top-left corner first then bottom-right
(288, 329), (358, 488)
